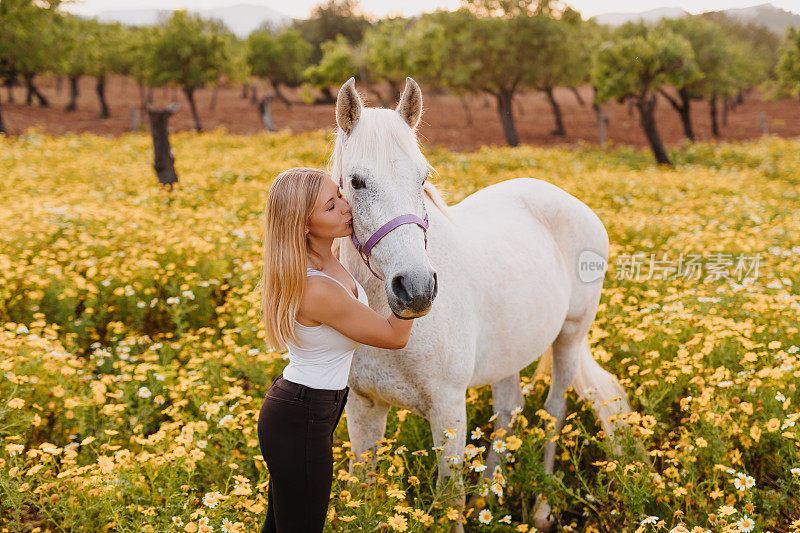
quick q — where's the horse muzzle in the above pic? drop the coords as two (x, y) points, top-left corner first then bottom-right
(388, 269), (438, 317)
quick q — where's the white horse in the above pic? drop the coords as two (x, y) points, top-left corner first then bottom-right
(332, 77), (632, 531)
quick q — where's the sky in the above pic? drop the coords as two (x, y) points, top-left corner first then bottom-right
(61, 0), (800, 19)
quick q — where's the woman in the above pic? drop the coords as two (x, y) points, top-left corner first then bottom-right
(257, 167), (414, 532)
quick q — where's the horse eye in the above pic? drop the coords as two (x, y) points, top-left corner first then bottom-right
(350, 175), (366, 190)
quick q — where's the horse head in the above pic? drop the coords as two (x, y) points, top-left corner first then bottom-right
(332, 77), (438, 318)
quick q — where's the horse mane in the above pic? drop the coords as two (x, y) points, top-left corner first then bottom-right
(423, 181), (454, 222)
(329, 107), (454, 222)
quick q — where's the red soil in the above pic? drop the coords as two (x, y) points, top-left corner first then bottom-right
(3, 75), (798, 151)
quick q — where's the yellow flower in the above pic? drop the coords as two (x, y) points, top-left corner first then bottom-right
(718, 505), (736, 516)
(766, 418), (781, 432)
(506, 435), (522, 451)
(386, 488), (405, 499)
(7, 398), (25, 409)
(387, 514), (408, 532)
(696, 437), (708, 448)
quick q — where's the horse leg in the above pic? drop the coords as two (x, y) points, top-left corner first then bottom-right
(533, 325), (584, 532)
(466, 372), (525, 511)
(427, 397), (468, 533)
(345, 390), (391, 477)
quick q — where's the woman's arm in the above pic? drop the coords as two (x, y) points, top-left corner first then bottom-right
(301, 279), (414, 349)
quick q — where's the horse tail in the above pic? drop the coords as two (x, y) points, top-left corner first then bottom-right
(572, 338), (633, 448)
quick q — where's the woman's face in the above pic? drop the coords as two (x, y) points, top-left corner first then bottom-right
(306, 176), (353, 239)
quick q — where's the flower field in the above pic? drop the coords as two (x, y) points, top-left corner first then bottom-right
(1, 129), (799, 532)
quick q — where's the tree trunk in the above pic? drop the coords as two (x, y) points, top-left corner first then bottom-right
(96, 76), (110, 118)
(387, 80), (401, 104)
(24, 74), (49, 107)
(678, 91), (694, 142)
(627, 97), (634, 117)
(56, 76), (63, 94)
(460, 96), (473, 126)
(659, 87), (695, 141)
(569, 86), (585, 106)
(0, 102), (6, 135)
(591, 87), (608, 148)
(722, 97), (730, 126)
(209, 85), (219, 110)
(147, 104), (179, 188)
(736, 88), (743, 105)
(5, 78), (14, 103)
(242, 84), (249, 99)
(544, 86), (566, 136)
(138, 82), (147, 114)
(271, 80), (292, 107)
(636, 93), (671, 166)
(184, 87), (203, 132)
(496, 89), (519, 147)
(367, 86), (387, 107)
(318, 86), (337, 105)
(258, 95), (276, 132)
(250, 83), (258, 105)
(65, 75), (79, 112)
(710, 94), (719, 137)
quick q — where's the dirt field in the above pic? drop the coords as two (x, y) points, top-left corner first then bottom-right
(3, 75), (798, 151)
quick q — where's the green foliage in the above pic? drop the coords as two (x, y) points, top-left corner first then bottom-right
(54, 14), (93, 78)
(246, 28), (312, 86)
(303, 35), (360, 90)
(592, 29), (700, 104)
(119, 25), (160, 86)
(292, 0), (371, 62)
(83, 20), (129, 78)
(361, 19), (414, 87)
(222, 36), (251, 85)
(659, 17), (761, 99)
(699, 11), (782, 77)
(776, 26), (800, 96)
(0, 0), (62, 77)
(149, 10), (233, 92)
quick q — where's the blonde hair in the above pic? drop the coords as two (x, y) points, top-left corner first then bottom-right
(259, 167), (327, 351)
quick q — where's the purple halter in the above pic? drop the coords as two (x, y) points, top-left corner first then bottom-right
(340, 174), (429, 281)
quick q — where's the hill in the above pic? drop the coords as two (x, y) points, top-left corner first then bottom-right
(93, 3), (292, 37)
(593, 2), (800, 35)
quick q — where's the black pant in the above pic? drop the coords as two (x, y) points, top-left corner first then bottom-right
(257, 374), (349, 532)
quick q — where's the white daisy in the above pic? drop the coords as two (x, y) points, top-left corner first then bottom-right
(478, 509), (492, 524)
(202, 491), (222, 508)
(471, 427), (484, 440)
(492, 439), (506, 453)
(736, 515), (755, 532)
(137, 386), (152, 399)
(640, 516), (659, 525)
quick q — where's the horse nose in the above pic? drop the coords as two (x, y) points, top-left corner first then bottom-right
(391, 270), (437, 312)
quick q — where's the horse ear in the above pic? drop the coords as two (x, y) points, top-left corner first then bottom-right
(396, 77), (422, 130)
(336, 77), (363, 135)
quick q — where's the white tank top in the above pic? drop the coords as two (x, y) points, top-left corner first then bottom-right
(282, 266), (369, 390)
